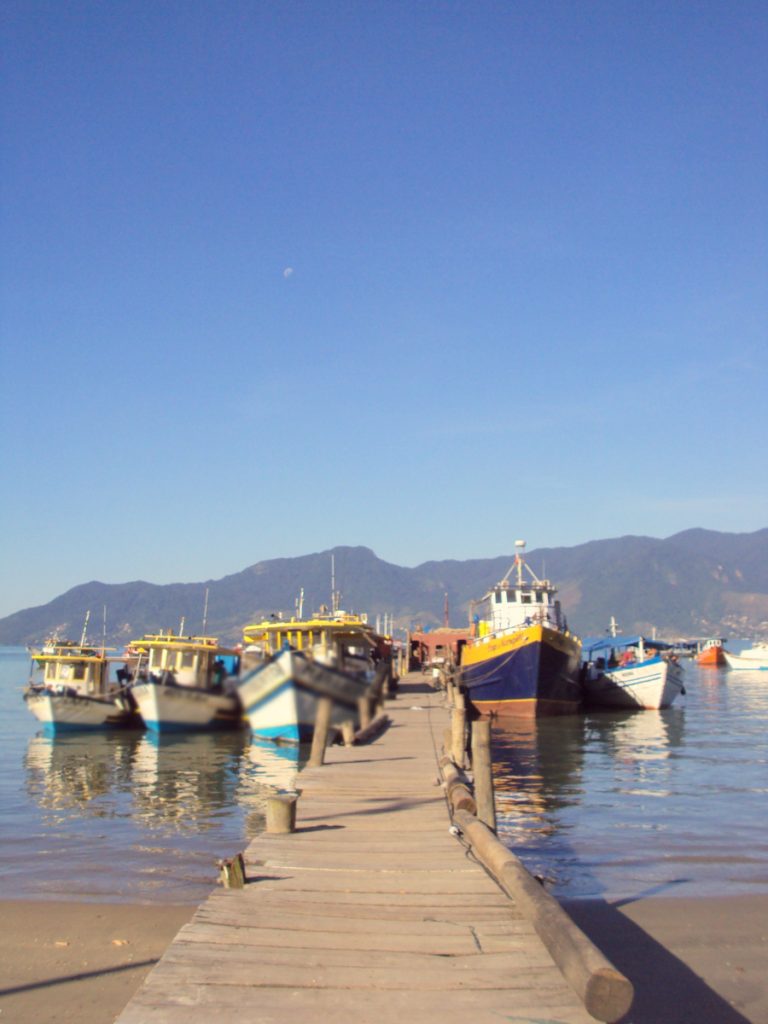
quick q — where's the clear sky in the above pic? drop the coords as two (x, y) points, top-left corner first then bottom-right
(1, 0), (766, 618)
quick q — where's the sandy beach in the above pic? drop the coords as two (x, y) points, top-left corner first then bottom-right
(0, 894), (766, 1023)
(0, 901), (193, 1024)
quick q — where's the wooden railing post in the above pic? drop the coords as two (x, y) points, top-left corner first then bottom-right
(451, 690), (467, 768)
(471, 717), (496, 832)
(308, 696), (333, 767)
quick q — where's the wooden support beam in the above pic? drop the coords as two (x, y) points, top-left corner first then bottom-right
(453, 808), (634, 1023)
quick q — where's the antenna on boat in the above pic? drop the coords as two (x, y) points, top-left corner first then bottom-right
(608, 616), (621, 637)
(202, 587), (210, 634)
(102, 605), (107, 654)
(179, 616), (186, 636)
(331, 555), (341, 614)
(80, 610), (91, 647)
(295, 587), (304, 620)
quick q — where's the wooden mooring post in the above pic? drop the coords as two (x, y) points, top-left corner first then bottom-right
(470, 716), (496, 832)
(451, 689), (467, 767)
(308, 695), (333, 767)
(265, 794), (298, 833)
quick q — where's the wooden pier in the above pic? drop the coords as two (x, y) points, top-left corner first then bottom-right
(116, 675), (613, 1024)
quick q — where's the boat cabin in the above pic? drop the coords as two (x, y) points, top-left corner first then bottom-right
(484, 580), (564, 634)
(32, 646), (108, 696)
(475, 543), (565, 637)
(242, 614), (376, 673)
(131, 634), (237, 688)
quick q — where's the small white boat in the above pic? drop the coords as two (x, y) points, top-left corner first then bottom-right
(581, 633), (685, 710)
(24, 637), (138, 732)
(723, 643), (768, 670)
(238, 647), (372, 744)
(127, 632), (242, 733)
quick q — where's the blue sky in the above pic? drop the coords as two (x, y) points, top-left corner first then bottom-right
(1, 0), (766, 618)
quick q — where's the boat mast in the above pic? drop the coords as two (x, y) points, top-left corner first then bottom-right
(202, 587), (210, 634)
(514, 540), (526, 586)
(80, 610), (91, 647)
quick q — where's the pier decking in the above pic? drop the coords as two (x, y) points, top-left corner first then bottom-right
(116, 675), (596, 1023)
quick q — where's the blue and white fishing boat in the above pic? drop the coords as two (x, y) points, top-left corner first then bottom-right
(237, 646), (372, 744)
(581, 628), (685, 710)
(127, 632), (242, 733)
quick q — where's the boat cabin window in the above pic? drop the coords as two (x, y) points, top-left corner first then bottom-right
(521, 593), (532, 604)
(180, 652), (196, 669)
(494, 591), (502, 604)
(73, 662), (86, 680)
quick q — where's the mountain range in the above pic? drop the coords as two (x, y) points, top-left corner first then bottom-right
(1, 528), (766, 647)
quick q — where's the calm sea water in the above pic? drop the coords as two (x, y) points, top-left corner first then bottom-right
(492, 652), (768, 900)
(2, 646), (767, 904)
(0, 647), (303, 904)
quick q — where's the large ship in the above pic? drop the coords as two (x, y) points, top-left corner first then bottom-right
(460, 541), (582, 717)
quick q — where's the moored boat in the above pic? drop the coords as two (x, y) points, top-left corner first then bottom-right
(581, 633), (685, 710)
(238, 647), (373, 743)
(24, 636), (139, 732)
(127, 632), (242, 732)
(238, 612), (380, 742)
(459, 541), (582, 717)
(696, 638), (726, 667)
(723, 642), (768, 671)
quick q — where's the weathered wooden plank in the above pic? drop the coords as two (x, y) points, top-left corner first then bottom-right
(119, 984), (594, 1024)
(138, 953), (572, 990)
(171, 929), (548, 958)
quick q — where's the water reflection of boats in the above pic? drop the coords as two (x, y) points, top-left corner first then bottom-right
(491, 716), (586, 830)
(130, 732), (247, 832)
(585, 707), (685, 761)
(244, 738), (303, 793)
(24, 732), (140, 811)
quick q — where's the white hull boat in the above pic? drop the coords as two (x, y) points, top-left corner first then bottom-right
(24, 631), (138, 732)
(723, 644), (768, 670)
(581, 628), (686, 710)
(126, 632), (242, 733)
(584, 656), (685, 710)
(130, 679), (241, 733)
(238, 649), (370, 744)
(24, 688), (135, 731)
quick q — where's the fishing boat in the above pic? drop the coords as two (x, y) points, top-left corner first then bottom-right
(238, 611), (380, 743)
(24, 632), (138, 732)
(459, 541), (582, 717)
(696, 638), (726, 667)
(127, 632), (242, 732)
(723, 642), (768, 670)
(581, 631), (685, 710)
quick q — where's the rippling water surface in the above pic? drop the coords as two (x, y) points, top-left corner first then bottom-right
(492, 660), (768, 900)
(0, 647), (302, 903)
(2, 646), (767, 904)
